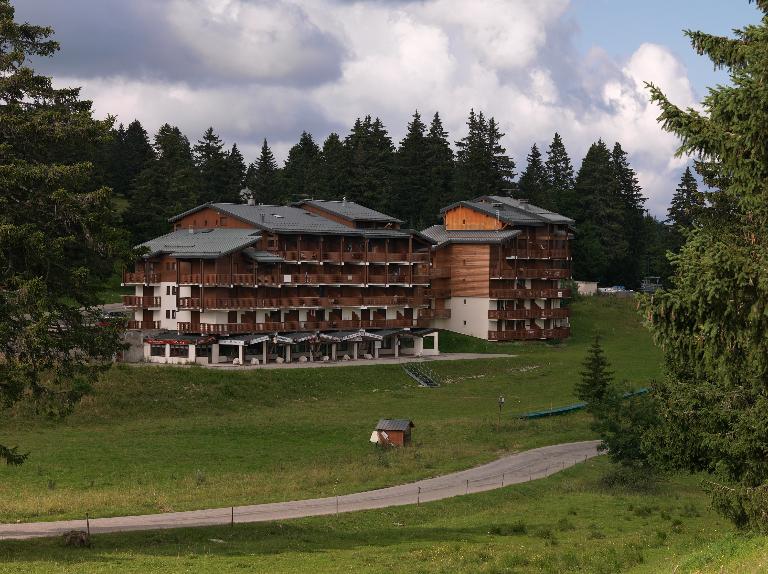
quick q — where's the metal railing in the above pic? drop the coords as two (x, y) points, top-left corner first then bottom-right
(488, 327), (571, 341)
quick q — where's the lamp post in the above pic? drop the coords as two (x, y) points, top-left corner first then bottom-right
(497, 395), (505, 430)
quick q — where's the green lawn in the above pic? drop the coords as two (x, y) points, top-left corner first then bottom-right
(0, 457), (752, 574)
(0, 296), (661, 525)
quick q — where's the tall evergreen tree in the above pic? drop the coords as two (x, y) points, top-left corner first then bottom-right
(126, 124), (199, 241)
(423, 112), (455, 225)
(246, 139), (281, 205)
(517, 144), (547, 206)
(610, 142), (647, 288)
(0, 1), (130, 463)
(392, 110), (429, 225)
(100, 119), (154, 201)
(544, 132), (575, 214)
(667, 166), (705, 229)
(318, 132), (348, 199)
(193, 127), (232, 203)
(641, 2), (768, 529)
(576, 335), (614, 406)
(455, 109), (514, 198)
(282, 131), (322, 201)
(571, 140), (625, 282)
(344, 115), (394, 212)
(225, 143), (247, 202)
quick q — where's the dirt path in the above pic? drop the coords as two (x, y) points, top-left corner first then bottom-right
(0, 440), (601, 540)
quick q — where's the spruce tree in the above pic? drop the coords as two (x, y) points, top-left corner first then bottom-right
(517, 144), (547, 206)
(544, 132), (575, 214)
(126, 124), (199, 241)
(318, 132), (348, 199)
(423, 112), (455, 224)
(392, 110), (429, 225)
(344, 116), (394, 212)
(667, 166), (705, 229)
(487, 117), (515, 193)
(610, 142), (647, 288)
(282, 131), (322, 201)
(246, 139), (281, 204)
(641, 1), (768, 529)
(193, 127), (231, 204)
(576, 335), (614, 406)
(455, 109), (515, 197)
(0, 0), (130, 463)
(225, 143), (247, 202)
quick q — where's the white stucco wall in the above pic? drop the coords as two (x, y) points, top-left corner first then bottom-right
(438, 297), (492, 339)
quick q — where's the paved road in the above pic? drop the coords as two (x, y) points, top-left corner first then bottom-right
(0, 440), (601, 540)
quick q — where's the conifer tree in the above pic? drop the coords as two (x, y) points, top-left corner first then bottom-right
(487, 117), (515, 193)
(667, 166), (705, 229)
(126, 124), (199, 241)
(517, 144), (547, 206)
(318, 132), (348, 199)
(392, 110), (429, 225)
(193, 127), (231, 203)
(641, 1), (768, 529)
(225, 143), (247, 202)
(0, 1), (130, 463)
(544, 132), (575, 214)
(246, 139), (281, 204)
(282, 131), (322, 201)
(576, 335), (614, 406)
(455, 109), (514, 197)
(610, 142), (647, 288)
(423, 112), (455, 224)
(344, 116), (394, 212)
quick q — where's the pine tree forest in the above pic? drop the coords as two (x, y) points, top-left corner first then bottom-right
(105, 110), (689, 289)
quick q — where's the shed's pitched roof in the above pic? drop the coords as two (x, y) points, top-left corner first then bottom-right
(376, 419), (414, 431)
(420, 225), (521, 246)
(296, 199), (403, 224)
(477, 195), (575, 225)
(138, 228), (261, 258)
(439, 196), (574, 227)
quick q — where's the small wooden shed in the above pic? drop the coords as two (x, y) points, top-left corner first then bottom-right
(371, 419), (414, 447)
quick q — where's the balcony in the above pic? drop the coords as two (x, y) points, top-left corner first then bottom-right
(419, 308), (451, 319)
(284, 273), (365, 285)
(490, 288), (572, 299)
(490, 267), (570, 280)
(179, 274), (201, 285)
(425, 288), (452, 299)
(488, 327), (571, 341)
(506, 248), (570, 260)
(122, 296), (161, 309)
(178, 297), (202, 309)
(177, 317), (415, 334)
(123, 272), (160, 285)
(127, 320), (161, 330)
(488, 308), (570, 320)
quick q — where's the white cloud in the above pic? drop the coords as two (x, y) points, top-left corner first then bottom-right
(55, 1), (700, 216)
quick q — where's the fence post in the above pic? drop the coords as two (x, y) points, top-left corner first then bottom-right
(465, 479), (469, 494)
(86, 513), (90, 537)
(231, 506), (234, 527)
(501, 473), (505, 487)
(336, 495), (339, 515)
(417, 486), (421, 506)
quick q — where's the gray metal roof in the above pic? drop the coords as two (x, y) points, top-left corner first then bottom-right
(297, 199), (403, 224)
(439, 196), (574, 227)
(243, 248), (284, 263)
(138, 228), (261, 258)
(421, 225), (521, 246)
(376, 419), (414, 431)
(218, 334), (271, 346)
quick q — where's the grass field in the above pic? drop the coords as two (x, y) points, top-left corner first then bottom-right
(0, 296), (661, 524)
(0, 457), (756, 574)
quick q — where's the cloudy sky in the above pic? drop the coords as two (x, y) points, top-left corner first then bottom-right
(15, 0), (762, 216)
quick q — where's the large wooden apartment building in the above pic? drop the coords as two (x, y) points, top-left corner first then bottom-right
(421, 195), (574, 341)
(123, 196), (574, 363)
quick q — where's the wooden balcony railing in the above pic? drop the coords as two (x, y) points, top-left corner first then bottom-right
(179, 274), (202, 284)
(425, 288), (452, 299)
(285, 273), (366, 285)
(123, 272), (160, 284)
(419, 308), (451, 319)
(127, 320), (161, 330)
(201, 296), (424, 310)
(506, 248), (570, 260)
(122, 296), (161, 309)
(490, 288), (572, 299)
(177, 317), (415, 334)
(488, 327), (571, 341)
(491, 268), (570, 280)
(178, 297), (202, 309)
(488, 308), (570, 320)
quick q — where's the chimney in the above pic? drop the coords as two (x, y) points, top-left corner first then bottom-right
(188, 225), (194, 234)
(247, 197), (255, 206)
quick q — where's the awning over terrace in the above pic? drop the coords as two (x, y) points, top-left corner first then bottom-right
(319, 329), (383, 342)
(273, 332), (318, 344)
(144, 332), (216, 345)
(218, 334), (271, 346)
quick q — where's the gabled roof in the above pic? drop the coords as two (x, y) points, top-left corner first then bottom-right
(138, 228), (261, 258)
(296, 199), (403, 224)
(376, 419), (414, 431)
(421, 225), (521, 246)
(440, 196), (574, 227)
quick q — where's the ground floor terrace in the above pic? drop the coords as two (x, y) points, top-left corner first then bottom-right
(140, 328), (439, 366)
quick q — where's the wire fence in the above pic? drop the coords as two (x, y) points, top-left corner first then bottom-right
(70, 453), (594, 533)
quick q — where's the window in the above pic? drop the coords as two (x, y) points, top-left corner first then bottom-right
(172, 286), (177, 295)
(220, 216), (228, 226)
(463, 299), (467, 304)
(172, 310), (177, 319)
(166, 286), (171, 295)
(150, 345), (165, 357)
(169, 345), (187, 357)
(165, 310), (171, 319)
(463, 320), (467, 325)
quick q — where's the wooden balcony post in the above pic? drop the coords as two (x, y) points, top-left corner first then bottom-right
(408, 237), (413, 285)
(364, 237), (369, 284)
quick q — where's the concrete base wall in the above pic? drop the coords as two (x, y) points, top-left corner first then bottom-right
(439, 297), (492, 339)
